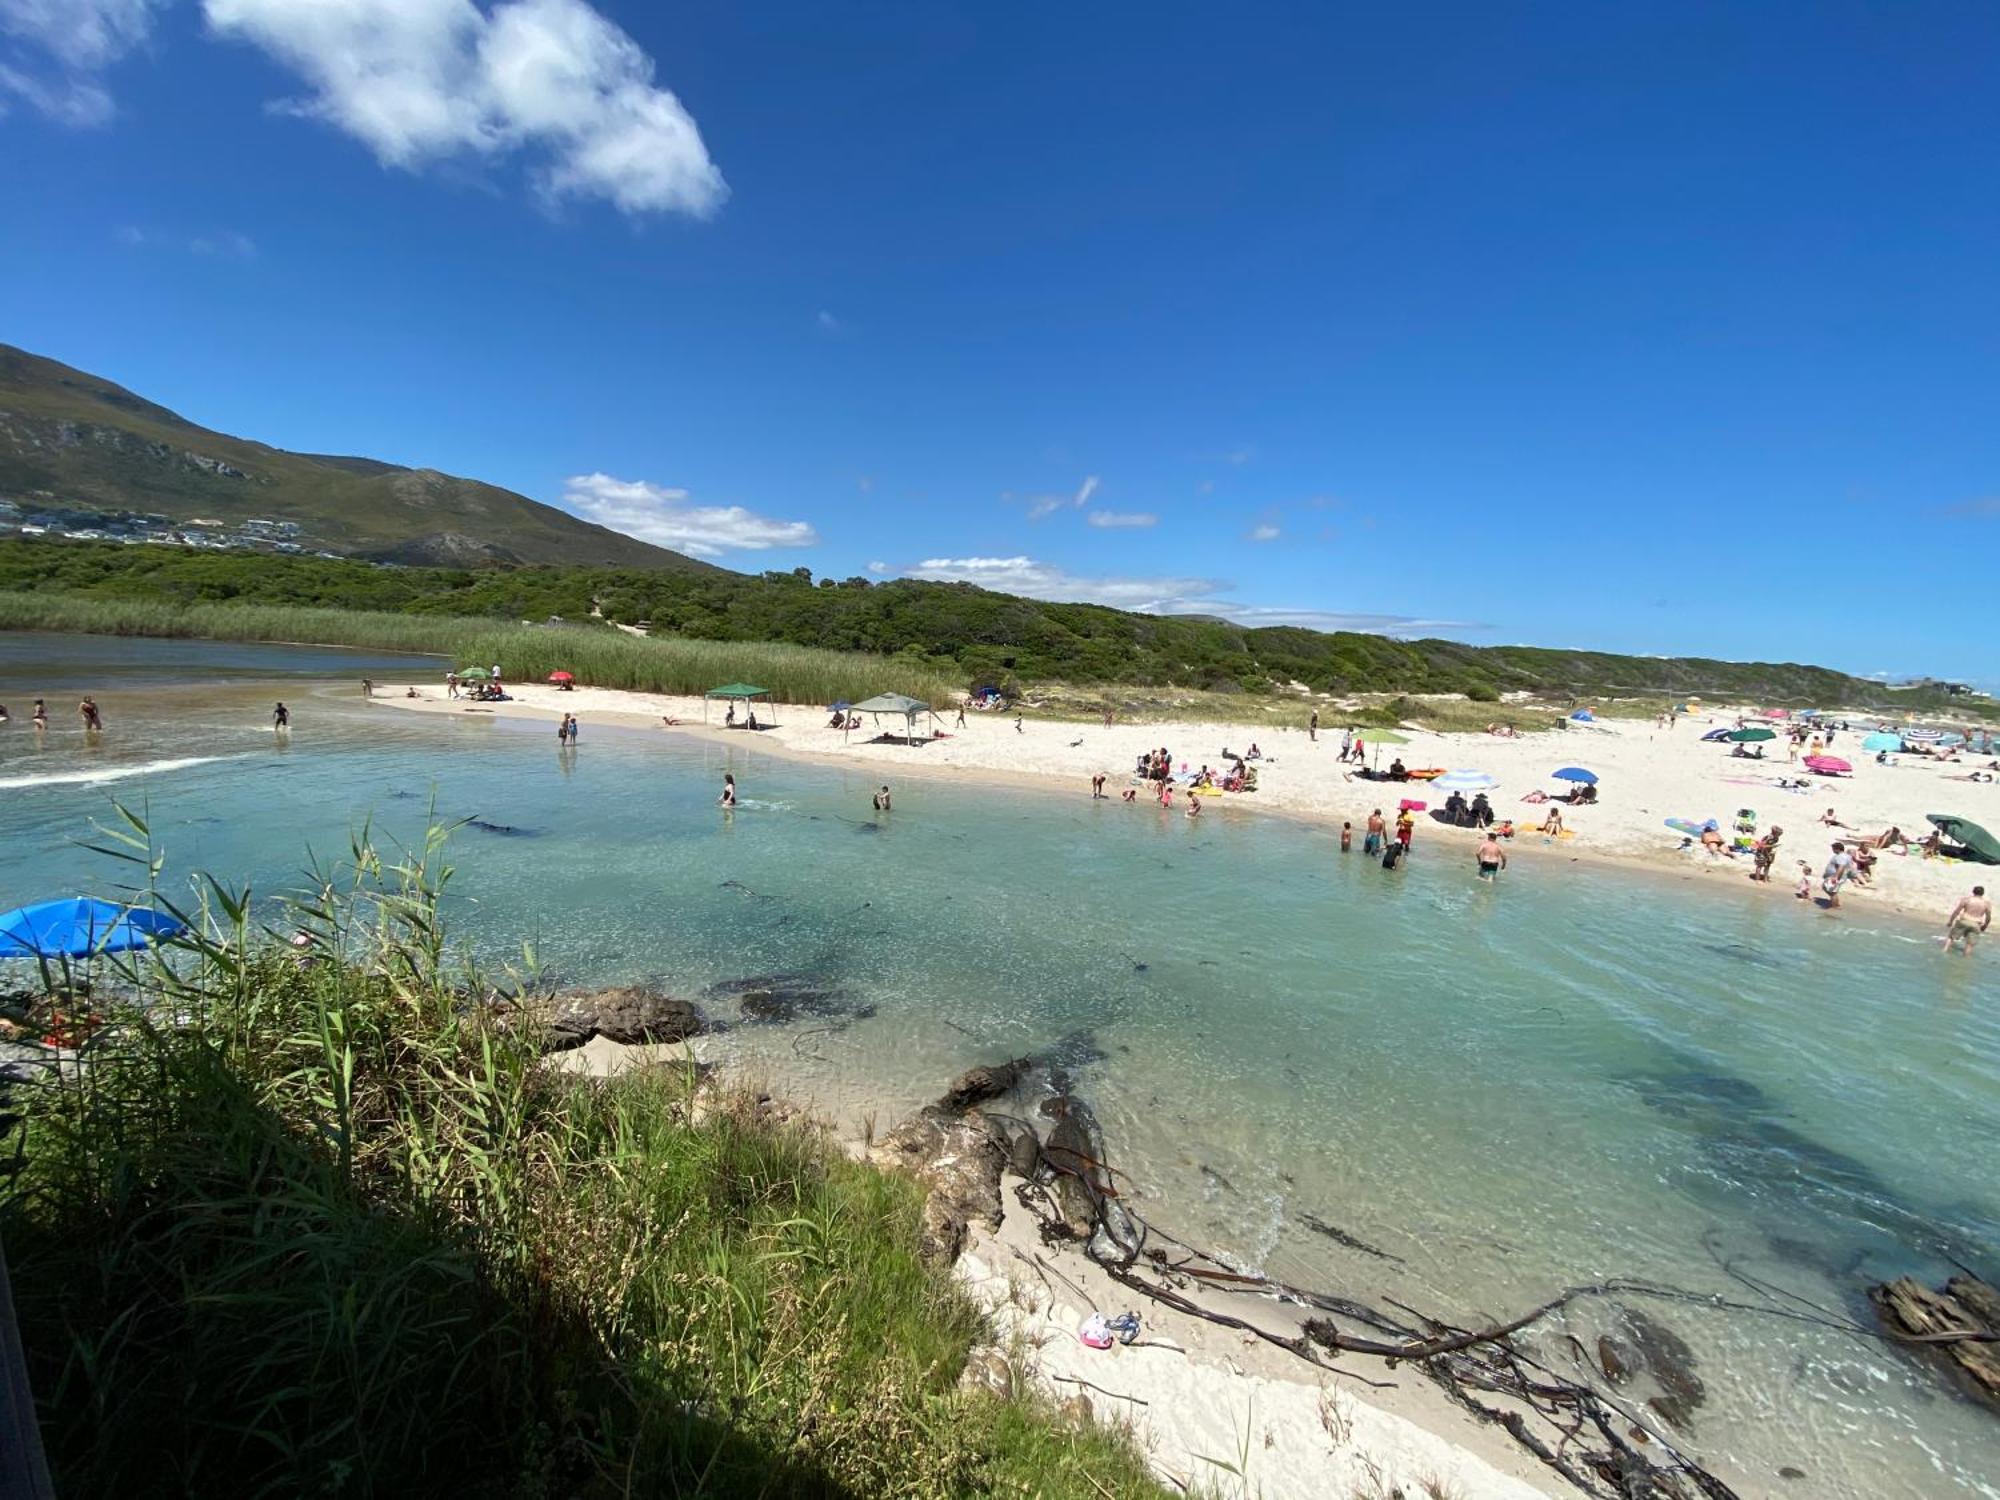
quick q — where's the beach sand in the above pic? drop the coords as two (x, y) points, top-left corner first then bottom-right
(376, 680), (1996, 934)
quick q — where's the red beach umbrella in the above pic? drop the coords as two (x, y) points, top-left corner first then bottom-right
(1804, 755), (1851, 776)
(548, 671), (574, 683)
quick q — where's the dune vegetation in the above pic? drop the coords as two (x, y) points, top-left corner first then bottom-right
(0, 813), (1172, 1498)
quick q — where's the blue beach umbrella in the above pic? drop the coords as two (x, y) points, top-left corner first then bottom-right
(1861, 732), (1901, 753)
(0, 898), (186, 959)
(1551, 767), (1598, 785)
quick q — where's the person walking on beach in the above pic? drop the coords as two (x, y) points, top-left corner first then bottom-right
(872, 785), (891, 811)
(720, 773), (737, 808)
(1751, 826), (1783, 882)
(1823, 842), (1855, 908)
(1091, 773), (1106, 799)
(273, 702), (290, 731)
(1946, 887), (1990, 954)
(360, 679), (373, 698)
(1363, 809), (1385, 855)
(1475, 832), (1506, 881)
(78, 697), (102, 732)
(447, 671), (459, 699)
(1309, 710), (1319, 742)
(956, 704), (966, 728)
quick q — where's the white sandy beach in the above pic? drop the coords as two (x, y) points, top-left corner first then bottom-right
(374, 679), (1997, 934)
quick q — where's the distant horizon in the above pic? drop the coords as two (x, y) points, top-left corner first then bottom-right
(3, 6), (1994, 688)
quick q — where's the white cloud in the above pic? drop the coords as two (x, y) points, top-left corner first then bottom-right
(0, 0), (160, 123)
(866, 560), (887, 575)
(116, 224), (260, 259)
(202, 0), (727, 216)
(1072, 474), (1099, 507)
(1246, 523), (1280, 542)
(896, 554), (1474, 637)
(1087, 510), (1157, 529)
(1025, 496), (1062, 520)
(816, 309), (840, 333)
(562, 472), (815, 557)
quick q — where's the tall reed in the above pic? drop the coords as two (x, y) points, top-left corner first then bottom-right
(0, 591), (960, 706)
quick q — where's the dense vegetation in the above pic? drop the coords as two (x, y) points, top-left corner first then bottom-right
(4, 534), (1987, 717)
(0, 343), (709, 569)
(0, 816), (1172, 1498)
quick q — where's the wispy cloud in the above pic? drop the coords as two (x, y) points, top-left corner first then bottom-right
(202, 0), (727, 217)
(0, 0), (160, 124)
(562, 472), (815, 557)
(118, 225), (259, 259)
(1087, 510), (1156, 529)
(1072, 474), (1099, 508)
(816, 309), (841, 333)
(897, 554), (1476, 637)
(1942, 495), (2000, 518)
(866, 560), (887, 575)
(1026, 495), (1063, 520)
(1246, 523), (1280, 542)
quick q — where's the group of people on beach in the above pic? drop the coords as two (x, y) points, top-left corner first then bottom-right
(0, 698), (99, 732)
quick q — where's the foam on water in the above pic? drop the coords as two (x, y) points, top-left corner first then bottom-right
(0, 754), (237, 790)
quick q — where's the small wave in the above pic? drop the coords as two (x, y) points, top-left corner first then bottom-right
(0, 755), (236, 790)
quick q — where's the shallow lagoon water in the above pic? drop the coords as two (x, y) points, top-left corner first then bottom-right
(3, 634), (1998, 1498)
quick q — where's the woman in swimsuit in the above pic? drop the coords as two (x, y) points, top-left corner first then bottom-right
(720, 773), (737, 808)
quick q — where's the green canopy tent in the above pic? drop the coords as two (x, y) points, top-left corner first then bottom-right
(848, 692), (942, 746)
(1928, 813), (2000, 866)
(704, 683), (777, 729)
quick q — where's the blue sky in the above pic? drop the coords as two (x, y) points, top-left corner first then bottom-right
(3, 3), (1997, 684)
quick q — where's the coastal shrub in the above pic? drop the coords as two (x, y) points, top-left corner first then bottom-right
(0, 815), (1170, 1499)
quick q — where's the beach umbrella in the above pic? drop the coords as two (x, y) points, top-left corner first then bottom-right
(1904, 727), (1946, 743)
(1351, 729), (1409, 745)
(1861, 732), (1901, 753)
(1398, 798), (1427, 811)
(1725, 727), (1775, 743)
(1804, 755), (1851, 776)
(457, 666), (490, 680)
(1433, 770), (1498, 792)
(0, 897), (186, 959)
(1928, 814), (2000, 864)
(548, 670), (573, 682)
(1551, 767), (1597, 785)
(1700, 727), (1733, 742)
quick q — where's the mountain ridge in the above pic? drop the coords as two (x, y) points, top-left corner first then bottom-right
(0, 344), (715, 573)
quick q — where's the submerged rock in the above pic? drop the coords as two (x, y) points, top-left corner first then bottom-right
(710, 971), (875, 1027)
(1870, 1273), (2000, 1411)
(936, 1057), (1031, 1114)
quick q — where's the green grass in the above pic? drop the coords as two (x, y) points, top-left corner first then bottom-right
(0, 591), (961, 707)
(0, 814), (1173, 1498)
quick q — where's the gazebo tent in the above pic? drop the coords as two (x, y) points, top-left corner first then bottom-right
(704, 683), (777, 727)
(848, 692), (941, 745)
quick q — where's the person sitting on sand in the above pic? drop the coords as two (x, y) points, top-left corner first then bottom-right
(1388, 757), (1408, 781)
(1731, 742), (1765, 760)
(1245, 743), (1263, 761)
(1851, 844), (1877, 884)
(1820, 807), (1852, 830)
(1542, 806), (1565, 836)
(1470, 792), (1494, 827)
(746, 710), (760, 730)
(405, 687), (419, 699)
(1921, 828), (1943, 859)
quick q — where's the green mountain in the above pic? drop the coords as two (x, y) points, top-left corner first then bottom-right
(0, 344), (715, 572)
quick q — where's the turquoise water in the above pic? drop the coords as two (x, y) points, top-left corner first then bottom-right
(3, 634), (1998, 1498)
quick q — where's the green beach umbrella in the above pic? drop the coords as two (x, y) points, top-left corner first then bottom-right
(1725, 727), (1774, 742)
(457, 666), (490, 680)
(1351, 729), (1409, 745)
(1927, 814), (2000, 865)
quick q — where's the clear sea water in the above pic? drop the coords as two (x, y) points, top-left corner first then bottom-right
(3, 633), (1997, 1499)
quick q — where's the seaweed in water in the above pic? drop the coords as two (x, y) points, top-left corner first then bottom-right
(465, 818), (538, 837)
(1297, 1211), (1405, 1265)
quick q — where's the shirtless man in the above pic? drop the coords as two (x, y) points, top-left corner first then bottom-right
(1475, 833), (1507, 881)
(1363, 809), (1386, 855)
(1946, 887), (1990, 955)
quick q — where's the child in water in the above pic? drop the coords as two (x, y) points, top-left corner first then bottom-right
(1340, 821), (1352, 852)
(1794, 861), (1812, 900)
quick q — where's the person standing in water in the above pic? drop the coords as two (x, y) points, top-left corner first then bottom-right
(719, 773), (737, 808)
(32, 699), (48, 730)
(872, 785), (891, 811)
(1946, 886), (1990, 955)
(1475, 831), (1507, 881)
(273, 702), (291, 730)
(79, 697), (103, 731)
(1363, 808), (1385, 855)
(1340, 821), (1352, 852)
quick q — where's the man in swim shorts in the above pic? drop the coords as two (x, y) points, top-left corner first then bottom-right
(1946, 886), (1990, 955)
(1476, 834), (1506, 881)
(1363, 809), (1384, 855)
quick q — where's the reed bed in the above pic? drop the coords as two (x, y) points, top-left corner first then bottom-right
(0, 591), (961, 707)
(0, 813), (1170, 1498)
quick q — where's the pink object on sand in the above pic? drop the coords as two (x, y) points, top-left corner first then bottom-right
(1805, 756), (1851, 775)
